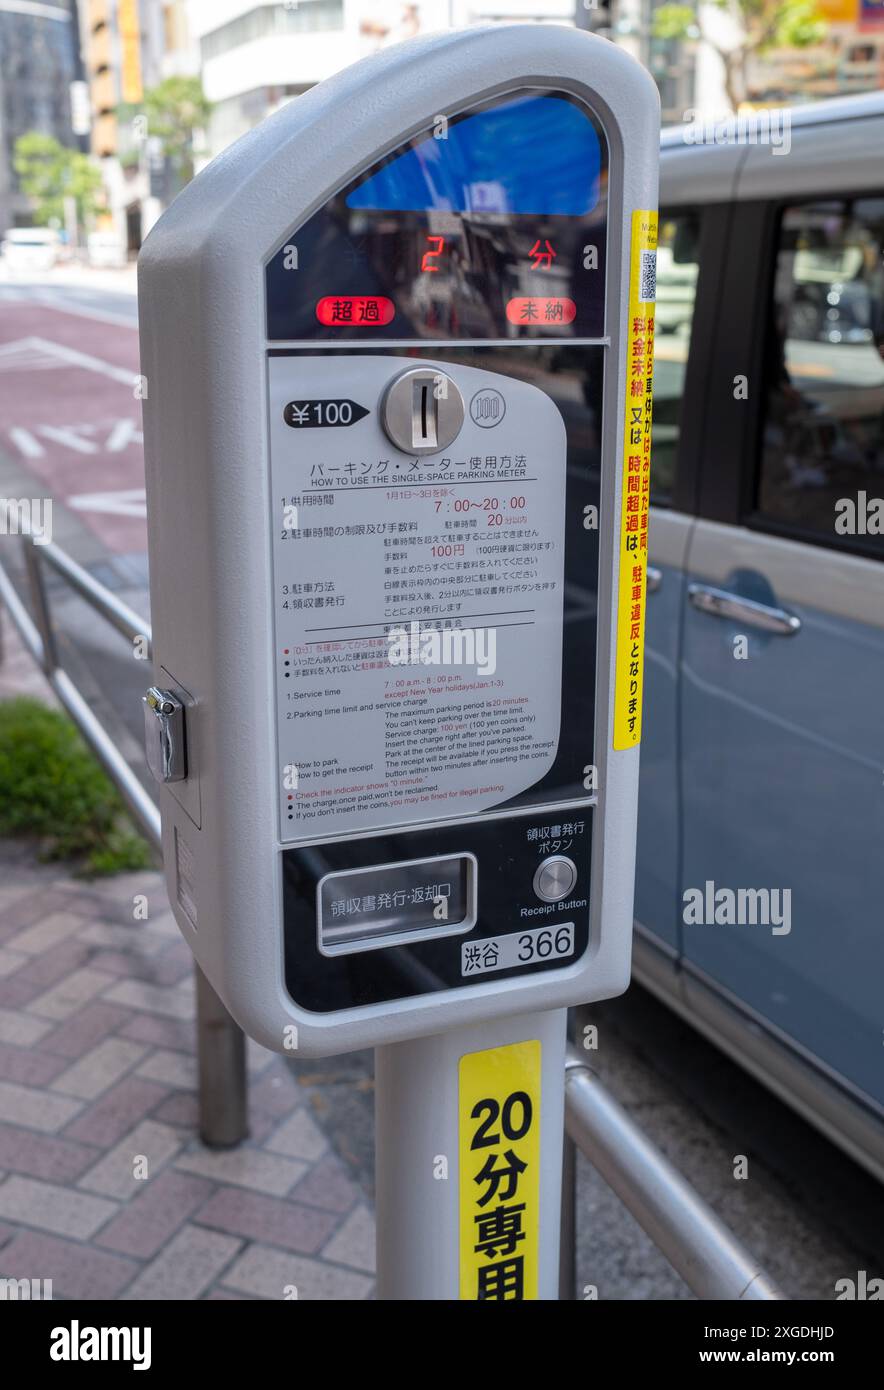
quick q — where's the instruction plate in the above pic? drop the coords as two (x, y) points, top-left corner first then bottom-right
(269, 355), (567, 841)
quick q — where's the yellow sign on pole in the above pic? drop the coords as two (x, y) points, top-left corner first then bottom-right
(613, 209), (658, 750)
(459, 1040), (541, 1300)
(118, 0), (143, 106)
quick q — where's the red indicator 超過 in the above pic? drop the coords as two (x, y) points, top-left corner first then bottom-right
(506, 297), (577, 326)
(316, 295), (395, 327)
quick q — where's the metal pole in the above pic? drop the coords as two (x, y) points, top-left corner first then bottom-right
(22, 536), (60, 672)
(39, 540), (152, 650)
(559, 1133), (576, 1300)
(0, 554), (46, 668)
(52, 668), (162, 846)
(564, 1047), (784, 1299)
(196, 966), (249, 1148)
(375, 1009), (567, 1300)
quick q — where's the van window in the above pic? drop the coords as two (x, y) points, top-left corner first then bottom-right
(651, 211), (700, 504)
(757, 198), (884, 554)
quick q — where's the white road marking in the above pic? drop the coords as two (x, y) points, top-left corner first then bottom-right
(68, 488), (147, 519)
(0, 339), (68, 372)
(7, 416), (143, 459)
(39, 425), (99, 454)
(8, 426), (45, 458)
(0, 336), (136, 385)
(27, 288), (138, 331)
(105, 418), (143, 451)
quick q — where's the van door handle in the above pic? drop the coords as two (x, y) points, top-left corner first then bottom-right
(687, 583), (801, 635)
(647, 566), (662, 593)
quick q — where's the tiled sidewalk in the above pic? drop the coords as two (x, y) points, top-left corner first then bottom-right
(0, 842), (376, 1300)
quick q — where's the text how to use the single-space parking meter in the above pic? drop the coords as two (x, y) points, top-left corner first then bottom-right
(139, 25), (659, 1300)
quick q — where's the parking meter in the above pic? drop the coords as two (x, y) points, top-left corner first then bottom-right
(141, 22), (659, 1302)
(139, 24), (658, 1074)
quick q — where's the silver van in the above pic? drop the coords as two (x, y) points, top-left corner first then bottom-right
(638, 92), (884, 1182)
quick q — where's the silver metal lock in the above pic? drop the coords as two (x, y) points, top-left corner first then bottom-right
(380, 367), (464, 455)
(143, 686), (187, 784)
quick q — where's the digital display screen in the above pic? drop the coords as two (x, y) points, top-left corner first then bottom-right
(266, 91), (609, 341)
(345, 92), (602, 216)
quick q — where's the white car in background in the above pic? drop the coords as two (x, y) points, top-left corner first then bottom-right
(1, 227), (59, 271)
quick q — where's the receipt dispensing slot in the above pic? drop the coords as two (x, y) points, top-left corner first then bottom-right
(318, 854), (476, 955)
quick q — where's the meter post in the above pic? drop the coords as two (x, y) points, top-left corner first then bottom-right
(376, 1010), (567, 1299)
(138, 25), (659, 1299)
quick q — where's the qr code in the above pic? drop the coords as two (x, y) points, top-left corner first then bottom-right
(639, 249), (657, 303)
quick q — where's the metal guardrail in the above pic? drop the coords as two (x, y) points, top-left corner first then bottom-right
(0, 520), (783, 1297)
(564, 1048), (784, 1299)
(0, 520), (247, 1150)
(0, 535), (161, 845)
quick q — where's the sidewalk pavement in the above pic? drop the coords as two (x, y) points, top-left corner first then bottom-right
(0, 583), (377, 1300)
(0, 604), (378, 1304)
(0, 843), (376, 1300)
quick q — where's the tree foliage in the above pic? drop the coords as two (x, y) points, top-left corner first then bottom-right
(141, 76), (211, 183)
(13, 133), (103, 228)
(653, 0), (828, 108)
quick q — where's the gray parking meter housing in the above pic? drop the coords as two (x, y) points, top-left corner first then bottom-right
(139, 26), (660, 1055)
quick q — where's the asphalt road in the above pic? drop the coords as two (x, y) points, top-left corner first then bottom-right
(0, 274), (150, 770)
(0, 274), (881, 1300)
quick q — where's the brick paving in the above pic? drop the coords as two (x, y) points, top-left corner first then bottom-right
(0, 841), (376, 1300)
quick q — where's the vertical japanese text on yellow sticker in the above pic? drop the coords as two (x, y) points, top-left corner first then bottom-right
(613, 209), (658, 750)
(459, 1039), (541, 1300)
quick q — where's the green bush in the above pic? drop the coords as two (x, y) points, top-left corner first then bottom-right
(0, 697), (152, 875)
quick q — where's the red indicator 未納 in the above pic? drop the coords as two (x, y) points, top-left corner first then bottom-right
(506, 297), (577, 326)
(316, 295), (395, 327)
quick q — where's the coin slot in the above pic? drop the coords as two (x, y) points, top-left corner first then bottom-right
(415, 380), (436, 449)
(381, 366), (464, 455)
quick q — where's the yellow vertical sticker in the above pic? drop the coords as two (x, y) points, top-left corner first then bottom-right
(613, 209), (658, 750)
(459, 1040), (541, 1300)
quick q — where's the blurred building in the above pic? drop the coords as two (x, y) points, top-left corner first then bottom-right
(589, 0), (884, 121)
(0, 0), (83, 235)
(188, 0), (575, 158)
(576, 0), (699, 123)
(662, 0), (884, 119)
(748, 0), (884, 105)
(79, 0), (198, 255)
(8, 0), (878, 254)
